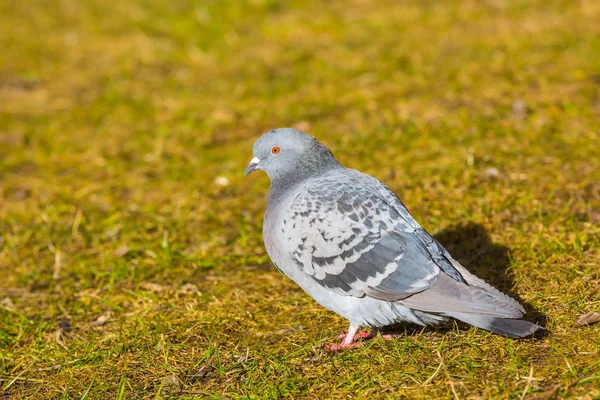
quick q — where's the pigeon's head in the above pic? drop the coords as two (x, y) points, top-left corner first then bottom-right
(244, 128), (340, 181)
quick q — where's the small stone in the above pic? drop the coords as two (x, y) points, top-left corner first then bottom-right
(512, 99), (528, 119)
(114, 244), (129, 257)
(140, 282), (164, 292)
(179, 283), (200, 294)
(577, 312), (600, 326)
(162, 374), (181, 391)
(91, 314), (109, 327)
(214, 176), (229, 186)
(485, 167), (500, 178)
(1, 297), (16, 310)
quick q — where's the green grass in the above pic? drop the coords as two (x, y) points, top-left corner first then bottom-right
(1, 0), (600, 398)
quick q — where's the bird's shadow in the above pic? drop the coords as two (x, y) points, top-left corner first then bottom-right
(381, 222), (547, 338)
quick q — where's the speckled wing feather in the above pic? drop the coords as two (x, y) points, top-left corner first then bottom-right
(281, 169), (451, 299)
(281, 169), (527, 318)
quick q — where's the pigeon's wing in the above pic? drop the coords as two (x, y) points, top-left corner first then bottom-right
(281, 171), (443, 299)
(282, 170), (526, 318)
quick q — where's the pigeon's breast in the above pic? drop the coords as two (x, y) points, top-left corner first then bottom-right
(263, 184), (304, 277)
(262, 183), (343, 305)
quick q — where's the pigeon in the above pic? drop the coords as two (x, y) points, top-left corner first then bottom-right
(244, 128), (541, 350)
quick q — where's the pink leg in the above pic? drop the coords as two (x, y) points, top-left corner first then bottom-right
(325, 324), (367, 351)
(342, 324), (359, 346)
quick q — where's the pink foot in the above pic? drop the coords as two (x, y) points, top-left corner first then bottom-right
(325, 330), (395, 351)
(325, 327), (374, 351)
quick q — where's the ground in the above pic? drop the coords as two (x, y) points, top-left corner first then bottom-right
(1, 0), (599, 398)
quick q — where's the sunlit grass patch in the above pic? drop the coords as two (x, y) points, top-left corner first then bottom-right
(1, 0), (599, 398)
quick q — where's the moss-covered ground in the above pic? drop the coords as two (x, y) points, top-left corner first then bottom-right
(1, 0), (599, 398)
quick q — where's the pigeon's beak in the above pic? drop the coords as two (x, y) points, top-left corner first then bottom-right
(244, 157), (261, 176)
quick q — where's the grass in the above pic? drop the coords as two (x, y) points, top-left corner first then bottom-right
(1, 0), (599, 398)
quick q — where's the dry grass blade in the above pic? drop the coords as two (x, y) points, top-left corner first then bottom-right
(2, 369), (28, 392)
(422, 354), (444, 386)
(437, 351), (460, 400)
(520, 364), (535, 400)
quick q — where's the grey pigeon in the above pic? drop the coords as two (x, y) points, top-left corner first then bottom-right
(245, 128), (541, 350)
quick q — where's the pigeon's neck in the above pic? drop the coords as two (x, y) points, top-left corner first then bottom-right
(267, 158), (342, 206)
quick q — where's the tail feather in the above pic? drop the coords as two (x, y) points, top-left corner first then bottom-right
(448, 259), (525, 314)
(401, 274), (525, 318)
(448, 313), (542, 338)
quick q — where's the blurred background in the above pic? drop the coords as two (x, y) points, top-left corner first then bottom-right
(1, 0), (599, 398)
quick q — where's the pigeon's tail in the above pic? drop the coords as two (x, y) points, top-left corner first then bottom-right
(447, 313), (542, 338)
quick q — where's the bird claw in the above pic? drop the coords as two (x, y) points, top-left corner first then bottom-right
(326, 330), (374, 351)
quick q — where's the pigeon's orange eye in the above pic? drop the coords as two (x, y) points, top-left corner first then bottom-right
(271, 146), (281, 154)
